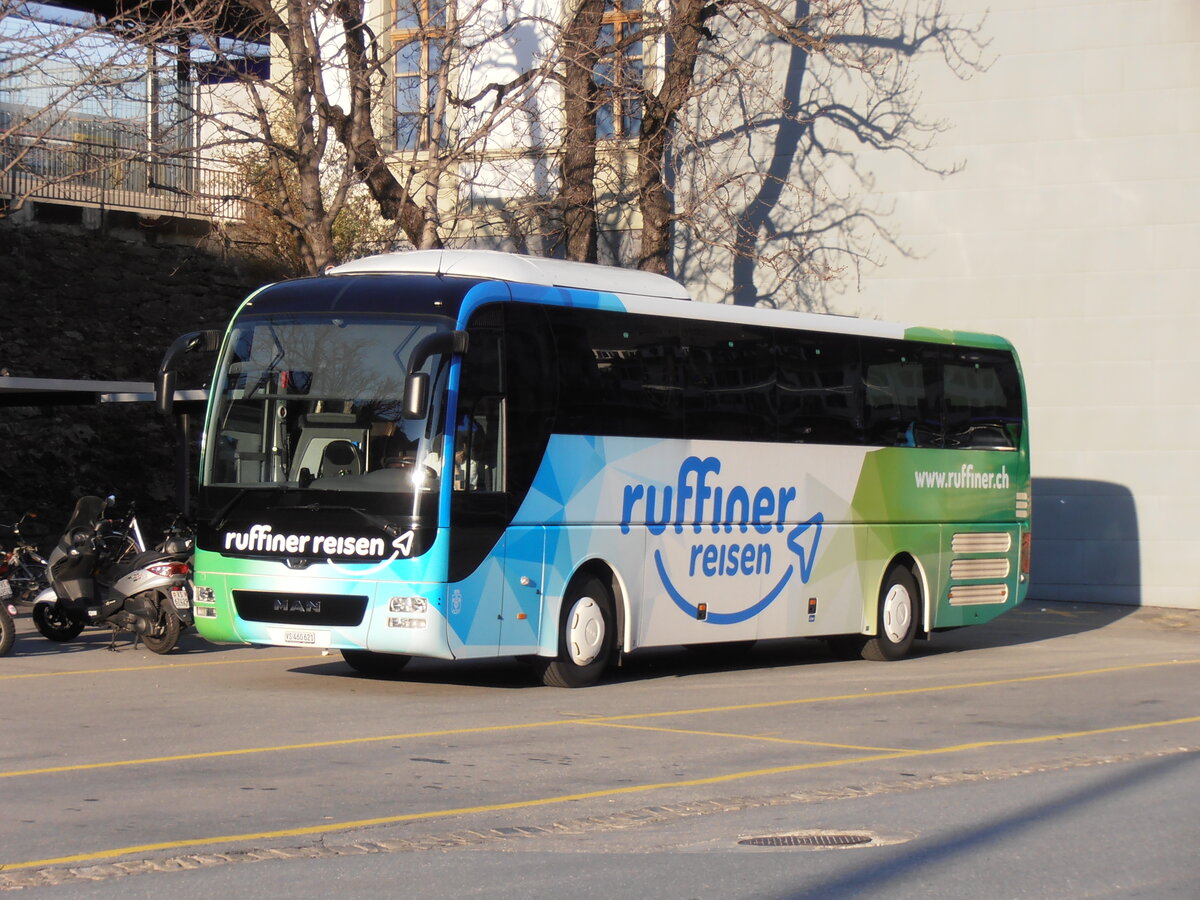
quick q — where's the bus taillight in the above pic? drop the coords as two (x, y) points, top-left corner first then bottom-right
(1020, 531), (1032, 578)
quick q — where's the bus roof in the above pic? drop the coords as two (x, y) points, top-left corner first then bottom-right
(329, 249), (693, 301)
(326, 250), (1015, 352)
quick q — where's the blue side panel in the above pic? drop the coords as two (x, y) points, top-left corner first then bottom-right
(517, 435), (632, 525)
(446, 533), (506, 655)
(499, 527), (544, 650)
(459, 281), (630, 326)
(442, 284), (632, 658)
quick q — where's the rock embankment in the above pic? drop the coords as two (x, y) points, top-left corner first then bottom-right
(0, 224), (266, 538)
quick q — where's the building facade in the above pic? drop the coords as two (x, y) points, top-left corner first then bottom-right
(821, 0), (1198, 609)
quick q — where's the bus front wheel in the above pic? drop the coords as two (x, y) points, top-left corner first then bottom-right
(862, 565), (919, 661)
(540, 576), (613, 688)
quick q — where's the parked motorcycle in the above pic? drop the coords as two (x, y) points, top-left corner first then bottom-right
(32, 497), (194, 654)
(0, 512), (51, 656)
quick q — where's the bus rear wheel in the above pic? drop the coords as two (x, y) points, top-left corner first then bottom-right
(862, 565), (919, 661)
(540, 575), (613, 688)
(341, 649), (412, 677)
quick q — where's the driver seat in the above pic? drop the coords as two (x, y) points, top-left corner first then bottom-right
(319, 440), (362, 478)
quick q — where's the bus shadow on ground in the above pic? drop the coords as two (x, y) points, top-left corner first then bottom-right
(284, 599), (1139, 689)
(286, 642), (842, 688)
(913, 599), (1136, 656)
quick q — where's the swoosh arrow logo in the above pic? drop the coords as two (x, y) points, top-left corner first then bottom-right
(657, 513), (823, 625)
(324, 530), (415, 575)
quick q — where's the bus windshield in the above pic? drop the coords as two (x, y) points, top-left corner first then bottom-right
(205, 312), (452, 493)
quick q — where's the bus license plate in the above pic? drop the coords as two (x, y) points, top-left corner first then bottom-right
(272, 628), (331, 648)
(170, 589), (190, 609)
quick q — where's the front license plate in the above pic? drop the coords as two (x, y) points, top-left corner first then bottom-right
(170, 589), (190, 609)
(271, 628), (332, 648)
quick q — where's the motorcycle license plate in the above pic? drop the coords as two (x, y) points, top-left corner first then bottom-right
(170, 588), (190, 609)
(0, 580), (11, 600)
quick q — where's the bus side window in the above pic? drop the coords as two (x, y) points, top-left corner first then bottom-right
(775, 330), (863, 445)
(457, 310), (504, 492)
(943, 349), (1022, 450)
(862, 338), (942, 448)
(546, 306), (684, 440)
(453, 412), (497, 491)
(680, 321), (774, 441)
(505, 303), (557, 502)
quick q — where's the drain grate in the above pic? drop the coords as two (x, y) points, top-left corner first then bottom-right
(739, 833), (874, 848)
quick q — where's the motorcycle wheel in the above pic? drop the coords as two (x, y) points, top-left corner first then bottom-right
(0, 603), (14, 655)
(138, 592), (181, 655)
(33, 603), (85, 641)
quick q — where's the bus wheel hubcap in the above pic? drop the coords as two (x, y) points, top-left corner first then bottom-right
(882, 585), (912, 644)
(566, 597), (604, 666)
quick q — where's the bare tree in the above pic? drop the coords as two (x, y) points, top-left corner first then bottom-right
(659, 0), (988, 307)
(557, 0), (605, 263)
(4, 0), (986, 296)
(0, 1), (196, 217)
(174, 0), (559, 271)
(545, 0), (985, 306)
(1, 0), (557, 270)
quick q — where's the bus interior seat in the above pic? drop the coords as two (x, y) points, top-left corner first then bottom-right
(318, 440), (362, 478)
(290, 412), (367, 481)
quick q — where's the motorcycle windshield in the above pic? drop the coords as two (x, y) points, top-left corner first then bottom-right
(203, 311), (454, 506)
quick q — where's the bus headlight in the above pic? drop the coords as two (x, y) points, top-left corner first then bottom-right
(196, 586), (216, 603)
(389, 596), (428, 613)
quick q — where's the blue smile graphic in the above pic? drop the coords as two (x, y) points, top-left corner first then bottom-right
(658, 514), (824, 625)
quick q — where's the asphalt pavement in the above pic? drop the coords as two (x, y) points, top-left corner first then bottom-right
(2, 599), (1197, 897)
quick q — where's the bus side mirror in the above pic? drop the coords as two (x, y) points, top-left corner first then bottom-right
(156, 329), (222, 415)
(155, 370), (177, 416)
(403, 372), (430, 419)
(400, 330), (468, 420)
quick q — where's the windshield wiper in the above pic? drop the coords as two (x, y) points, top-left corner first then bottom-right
(297, 503), (405, 538)
(209, 485), (296, 531)
(210, 489), (248, 531)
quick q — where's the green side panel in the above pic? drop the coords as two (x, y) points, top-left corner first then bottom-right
(903, 325), (1014, 351)
(192, 550), (244, 644)
(851, 447), (1029, 633)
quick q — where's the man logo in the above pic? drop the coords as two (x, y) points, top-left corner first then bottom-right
(274, 598), (321, 614)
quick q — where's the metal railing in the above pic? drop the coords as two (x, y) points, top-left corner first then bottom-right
(1, 132), (246, 222)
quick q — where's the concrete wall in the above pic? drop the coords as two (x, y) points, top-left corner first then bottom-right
(825, 0), (1199, 608)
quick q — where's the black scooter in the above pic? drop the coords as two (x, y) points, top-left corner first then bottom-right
(32, 497), (194, 653)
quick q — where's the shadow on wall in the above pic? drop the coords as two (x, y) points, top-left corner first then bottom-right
(1029, 478), (1140, 607)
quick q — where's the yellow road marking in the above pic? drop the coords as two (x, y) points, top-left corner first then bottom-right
(575, 719), (910, 753)
(0, 722), (570, 779)
(3, 714), (1198, 872)
(0, 653), (323, 681)
(3, 658), (1197, 780)
(593, 659), (1200, 724)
